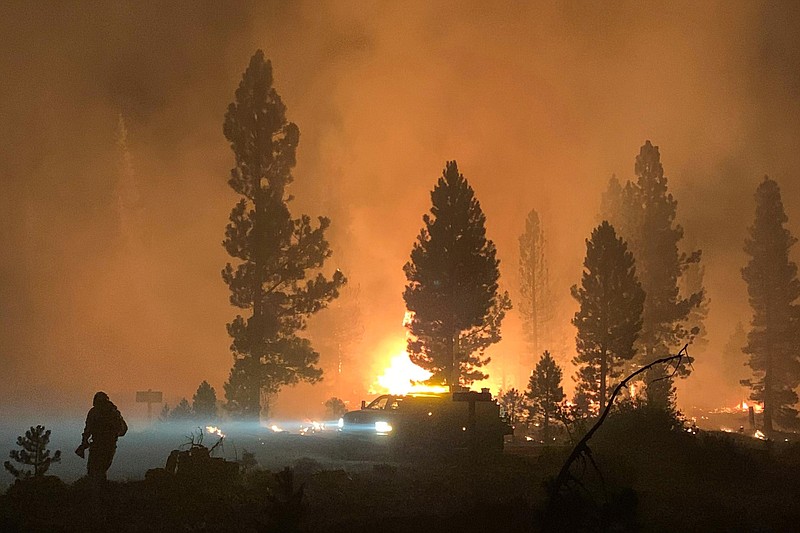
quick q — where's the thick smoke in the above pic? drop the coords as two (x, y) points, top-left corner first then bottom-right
(1, 1), (799, 421)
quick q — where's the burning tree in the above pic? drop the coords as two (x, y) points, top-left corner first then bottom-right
(741, 176), (800, 433)
(518, 209), (554, 366)
(4, 425), (61, 479)
(403, 161), (510, 387)
(221, 50), (346, 420)
(600, 142), (703, 410)
(571, 222), (645, 409)
(526, 351), (565, 441)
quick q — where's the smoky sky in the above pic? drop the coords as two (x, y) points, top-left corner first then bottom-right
(1, 1), (800, 420)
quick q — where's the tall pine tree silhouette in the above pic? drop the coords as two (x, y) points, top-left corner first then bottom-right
(571, 222), (645, 409)
(192, 381), (218, 421)
(221, 51), (345, 419)
(741, 176), (800, 433)
(519, 209), (553, 365)
(722, 322), (749, 386)
(601, 142), (702, 411)
(404, 161), (509, 387)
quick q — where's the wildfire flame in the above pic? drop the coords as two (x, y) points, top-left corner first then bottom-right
(372, 352), (449, 395)
(205, 426), (224, 438)
(299, 421), (325, 435)
(738, 401), (764, 413)
(711, 401), (765, 415)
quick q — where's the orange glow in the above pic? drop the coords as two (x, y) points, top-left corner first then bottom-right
(710, 401), (765, 415)
(738, 401), (763, 413)
(2, 3), (794, 430)
(370, 352), (449, 395)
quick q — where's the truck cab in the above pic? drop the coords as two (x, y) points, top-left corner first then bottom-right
(338, 389), (511, 457)
(337, 394), (404, 437)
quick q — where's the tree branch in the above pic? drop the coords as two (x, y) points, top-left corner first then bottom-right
(549, 344), (690, 500)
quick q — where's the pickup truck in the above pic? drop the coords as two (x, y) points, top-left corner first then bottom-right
(337, 389), (512, 457)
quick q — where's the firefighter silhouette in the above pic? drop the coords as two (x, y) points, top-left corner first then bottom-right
(75, 391), (128, 480)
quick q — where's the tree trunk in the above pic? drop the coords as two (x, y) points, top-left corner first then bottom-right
(448, 334), (458, 389)
(764, 351), (773, 433)
(764, 298), (774, 434)
(250, 188), (267, 421)
(531, 268), (538, 360)
(543, 408), (550, 441)
(599, 348), (607, 410)
(35, 439), (41, 476)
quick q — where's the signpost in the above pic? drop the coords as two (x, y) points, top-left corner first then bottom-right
(136, 389), (163, 423)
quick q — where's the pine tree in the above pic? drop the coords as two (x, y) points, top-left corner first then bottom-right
(221, 50), (346, 420)
(518, 209), (553, 365)
(458, 291), (513, 384)
(403, 161), (511, 387)
(159, 403), (171, 422)
(4, 425), (61, 479)
(324, 397), (347, 419)
(600, 141), (703, 411)
(169, 398), (193, 421)
(741, 176), (800, 432)
(306, 165), (364, 394)
(403, 161), (510, 387)
(571, 222), (645, 409)
(192, 381), (218, 421)
(682, 261), (709, 353)
(571, 389), (592, 419)
(307, 283), (364, 392)
(722, 322), (749, 385)
(526, 351), (565, 440)
(599, 175), (641, 248)
(499, 388), (528, 427)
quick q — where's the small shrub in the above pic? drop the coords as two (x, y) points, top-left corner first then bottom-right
(4, 425), (61, 479)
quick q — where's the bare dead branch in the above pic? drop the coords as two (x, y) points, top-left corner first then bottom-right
(549, 344), (690, 501)
(651, 349), (693, 382)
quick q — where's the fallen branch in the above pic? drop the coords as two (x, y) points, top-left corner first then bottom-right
(548, 344), (690, 503)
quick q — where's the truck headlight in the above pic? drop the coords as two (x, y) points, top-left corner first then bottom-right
(337, 418), (344, 429)
(375, 421), (393, 434)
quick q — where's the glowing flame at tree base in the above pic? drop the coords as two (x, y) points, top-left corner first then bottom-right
(710, 401), (764, 415)
(371, 352), (450, 395)
(738, 401), (764, 413)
